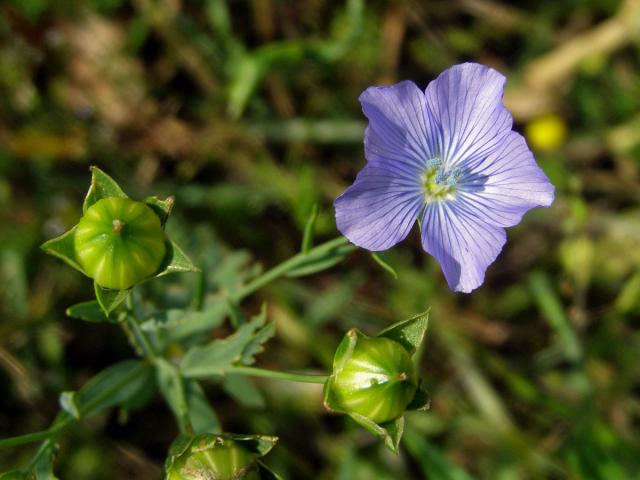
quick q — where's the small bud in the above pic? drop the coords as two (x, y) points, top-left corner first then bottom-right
(325, 330), (418, 424)
(323, 313), (430, 453)
(75, 197), (166, 290)
(164, 434), (279, 480)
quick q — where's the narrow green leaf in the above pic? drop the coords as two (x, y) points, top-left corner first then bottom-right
(528, 271), (581, 363)
(82, 166), (127, 213)
(286, 244), (354, 277)
(181, 315), (269, 378)
(140, 303), (227, 342)
(349, 413), (405, 453)
(141, 308), (222, 332)
(371, 252), (398, 279)
(40, 226), (85, 275)
(59, 391), (80, 420)
(94, 282), (129, 316)
(66, 301), (110, 323)
(155, 240), (200, 277)
(0, 471), (25, 479)
(301, 204), (318, 253)
(74, 360), (154, 418)
(144, 195), (175, 226)
(377, 310), (429, 356)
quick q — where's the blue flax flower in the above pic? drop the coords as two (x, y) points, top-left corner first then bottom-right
(335, 63), (555, 293)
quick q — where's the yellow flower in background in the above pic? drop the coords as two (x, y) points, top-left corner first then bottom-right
(526, 113), (568, 152)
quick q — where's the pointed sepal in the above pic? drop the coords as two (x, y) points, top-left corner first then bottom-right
(83, 166), (128, 213)
(377, 310), (429, 356)
(145, 195), (175, 227)
(94, 282), (130, 316)
(155, 240), (200, 277)
(41, 226), (86, 275)
(350, 413), (405, 453)
(406, 382), (431, 412)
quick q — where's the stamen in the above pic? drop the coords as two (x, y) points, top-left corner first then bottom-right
(425, 158), (442, 169)
(422, 158), (461, 201)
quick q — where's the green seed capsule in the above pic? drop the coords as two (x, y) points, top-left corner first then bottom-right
(167, 437), (260, 480)
(75, 197), (166, 290)
(329, 332), (418, 424)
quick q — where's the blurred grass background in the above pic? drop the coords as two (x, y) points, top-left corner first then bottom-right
(1, 0), (640, 478)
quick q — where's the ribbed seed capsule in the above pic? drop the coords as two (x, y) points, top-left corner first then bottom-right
(330, 333), (418, 424)
(167, 438), (260, 480)
(75, 197), (166, 290)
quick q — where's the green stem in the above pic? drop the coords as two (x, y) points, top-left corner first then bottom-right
(160, 360), (195, 436)
(125, 293), (194, 435)
(125, 292), (159, 360)
(0, 419), (72, 449)
(228, 366), (329, 384)
(231, 236), (354, 301)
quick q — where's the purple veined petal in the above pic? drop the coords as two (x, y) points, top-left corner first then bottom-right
(420, 200), (507, 293)
(457, 131), (555, 227)
(424, 63), (513, 169)
(360, 81), (437, 172)
(335, 164), (424, 251)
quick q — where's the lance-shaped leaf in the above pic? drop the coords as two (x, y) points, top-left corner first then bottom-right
(70, 360), (154, 418)
(83, 166), (128, 213)
(140, 303), (227, 344)
(286, 243), (354, 278)
(66, 300), (111, 323)
(377, 310), (429, 356)
(40, 226), (85, 275)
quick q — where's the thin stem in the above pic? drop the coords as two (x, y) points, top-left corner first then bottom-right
(159, 359), (195, 436)
(228, 366), (329, 384)
(126, 292), (158, 360)
(231, 236), (354, 302)
(125, 293), (194, 435)
(174, 374), (194, 436)
(0, 419), (72, 449)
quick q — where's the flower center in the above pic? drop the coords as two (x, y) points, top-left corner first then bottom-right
(422, 158), (460, 201)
